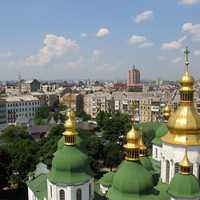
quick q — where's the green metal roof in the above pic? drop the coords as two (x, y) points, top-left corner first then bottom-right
(27, 174), (47, 200)
(98, 171), (115, 186)
(140, 156), (153, 172)
(48, 145), (90, 184)
(168, 173), (200, 198)
(108, 160), (155, 198)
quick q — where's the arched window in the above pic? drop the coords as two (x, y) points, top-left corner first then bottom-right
(60, 189), (65, 200)
(77, 188), (82, 200)
(50, 185), (52, 198)
(166, 160), (170, 183)
(89, 184), (92, 199)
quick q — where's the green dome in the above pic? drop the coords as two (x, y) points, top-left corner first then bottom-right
(48, 145), (90, 184)
(111, 160), (154, 194)
(57, 134), (81, 149)
(168, 173), (200, 199)
(140, 156), (153, 171)
(99, 172), (115, 186)
(152, 123), (168, 146)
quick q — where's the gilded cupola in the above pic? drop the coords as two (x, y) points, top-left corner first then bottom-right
(63, 110), (76, 145)
(162, 47), (200, 145)
(163, 104), (171, 121)
(179, 148), (192, 175)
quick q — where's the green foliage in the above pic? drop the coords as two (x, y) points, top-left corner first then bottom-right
(128, 87), (142, 92)
(36, 105), (50, 119)
(103, 142), (121, 170)
(0, 125), (39, 189)
(37, 124), (64, 167)
(96, 111), (111, 128)
(102, 112), (130, 141)
(0, 125), (30, 143)
(0, 147), (11, 188)
(76, 110), (91, 121)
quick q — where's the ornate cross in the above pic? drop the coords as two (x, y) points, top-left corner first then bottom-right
(184, 47), (190, 71)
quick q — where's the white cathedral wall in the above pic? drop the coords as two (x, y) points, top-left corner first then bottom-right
(152, 144), (162, 161)
(161, 143), (200, 183)
(47, 178), (94, 200)
(28, 187), (38, 200)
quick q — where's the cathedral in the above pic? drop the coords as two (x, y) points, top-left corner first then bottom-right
(27, 48), (200, 200)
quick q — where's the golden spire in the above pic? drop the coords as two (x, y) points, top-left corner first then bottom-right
(163, 104), (171, 121)
(63, 110), (76, 145)
(161, 47), (200, 145)
(124, 101), (140, 161)
(139, 134), (147, 157)
(179, 147), (192, 175)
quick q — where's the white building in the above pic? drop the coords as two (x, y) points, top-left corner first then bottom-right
(3, 95), (40, 125)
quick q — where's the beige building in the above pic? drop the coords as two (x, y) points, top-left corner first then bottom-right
(84, 91), (167, 122)
(127, 66), (140, 87)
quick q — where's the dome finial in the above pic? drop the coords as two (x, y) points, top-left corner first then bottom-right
(163, 104), (171, 121)
(124, 102), (140, 161)
(139, 128), (147, 157)
(184, 47), (190, 72)
(179, 144), (192, 175)
(63, 110), (76, 146)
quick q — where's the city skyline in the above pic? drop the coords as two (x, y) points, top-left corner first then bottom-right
(0, 0), (200, 81)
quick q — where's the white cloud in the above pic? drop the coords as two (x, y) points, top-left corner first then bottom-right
(25, 34), (80, 66)
(182, 22), (200, 41)
(194, 50), (200, 56)
(81, 33), (87, 38)
(178, 0), (200, 5)
(128, 35), (153, 48)
(65, 57), (84, 69)
(139, 42), (154, 48)
(129, 35), (147, 45)
(172, 57), (182, 63)
(96, 28), (110, 38)
(161, 36), (187, 49)
(135, 10), (153, 23)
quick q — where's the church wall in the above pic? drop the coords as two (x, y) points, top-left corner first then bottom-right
(47, 178), (94, 200)
(161, 143), (200, 183)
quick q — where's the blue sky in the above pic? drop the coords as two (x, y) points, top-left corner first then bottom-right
(0, 0), (200, 81)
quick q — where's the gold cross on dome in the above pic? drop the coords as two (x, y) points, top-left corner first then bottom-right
(184, 47), (190, 71)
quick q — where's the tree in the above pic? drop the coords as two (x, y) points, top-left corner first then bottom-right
(37, 124), (64, 167)
(0, 147), (11, 188)
(36, 105), (50, 119)
(102, 112), (130, 141)
(76, 110), (91, 121)
(103, 142), (121, 170)
(96, 111), (110, 128)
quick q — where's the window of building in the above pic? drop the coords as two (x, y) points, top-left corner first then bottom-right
(76, 188), (82, 200)
(59, 189), (65, 200)
(166, 160), (170, 184)
(50, 186), (52, 198)
(89, 184), (92, 199)
(175, 162), (179, 174)
(155, 148), (158, 158)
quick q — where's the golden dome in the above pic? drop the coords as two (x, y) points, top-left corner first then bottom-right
(179, 148), (192, 175)
(124, 126), (140, 161)
(63, 110), (76, 145)
(162, 48), (200, 146)
(163, 104), (171, 121)
(124, 126), (140, 149)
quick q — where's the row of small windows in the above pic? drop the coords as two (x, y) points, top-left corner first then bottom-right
(50, 184), (92, 200)
(8, 101), (40, 107)
(8, 107), (39, 112)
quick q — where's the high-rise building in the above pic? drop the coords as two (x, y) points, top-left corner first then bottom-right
(127, 65), (140, 87)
